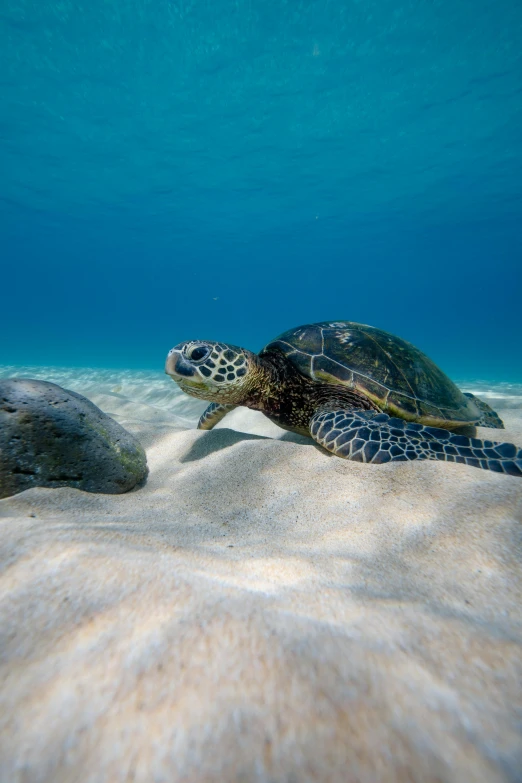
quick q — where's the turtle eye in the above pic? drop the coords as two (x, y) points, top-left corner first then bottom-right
(187, 345), (210, 362)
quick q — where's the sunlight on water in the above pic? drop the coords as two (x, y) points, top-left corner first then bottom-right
(1, 0), (521, 379)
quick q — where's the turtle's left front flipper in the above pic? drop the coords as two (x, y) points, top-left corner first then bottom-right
(310, 409), (522, 476)
(198, 403), (236, 430)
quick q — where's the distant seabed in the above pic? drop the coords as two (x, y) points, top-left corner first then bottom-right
(1, 366), (521, 429)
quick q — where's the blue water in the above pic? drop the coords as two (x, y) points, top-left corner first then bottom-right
(1, 0), (522, 381)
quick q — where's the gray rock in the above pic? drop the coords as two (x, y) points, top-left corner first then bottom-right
(0, 379), (148, 499)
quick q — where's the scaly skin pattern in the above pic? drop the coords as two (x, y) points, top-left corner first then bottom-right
(197, 351), (380, 436)
(166, 336), (522, 476)
(248, 352), (379, 435)
(310, 409), (522, 476)
(198, 403), (236, 430)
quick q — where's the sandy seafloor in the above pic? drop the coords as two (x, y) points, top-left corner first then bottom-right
(1, 365), (522, 783)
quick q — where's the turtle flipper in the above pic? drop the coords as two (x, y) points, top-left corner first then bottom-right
(310, 409), (522, 476)
(198, 403), (237, 430)
(463, 392), (505, 429)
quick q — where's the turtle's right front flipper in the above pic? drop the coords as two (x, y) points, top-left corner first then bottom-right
(198, 403), (237, 430)
(310, 409), (522, 476)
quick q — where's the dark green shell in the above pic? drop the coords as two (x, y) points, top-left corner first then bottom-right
(261, 321), (480, 426)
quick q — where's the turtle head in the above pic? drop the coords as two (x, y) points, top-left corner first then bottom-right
(165, 340), (256, 402)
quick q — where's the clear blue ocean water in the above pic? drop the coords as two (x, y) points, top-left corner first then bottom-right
(1, 0), (521, 381)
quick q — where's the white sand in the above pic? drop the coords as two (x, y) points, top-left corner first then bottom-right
(1, 367), (521, 782)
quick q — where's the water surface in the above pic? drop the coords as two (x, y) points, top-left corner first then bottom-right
(1, 0), (521, 380)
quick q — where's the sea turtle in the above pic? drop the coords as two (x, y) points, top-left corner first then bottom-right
(165, 321), (522, 477)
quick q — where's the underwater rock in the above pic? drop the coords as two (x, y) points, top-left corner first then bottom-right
(0, 379), (148, 499)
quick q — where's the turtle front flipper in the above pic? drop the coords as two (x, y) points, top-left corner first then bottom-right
(463, 392), (505, 429)
(198, 403), (237, 430)
(309, 409), (522, 476)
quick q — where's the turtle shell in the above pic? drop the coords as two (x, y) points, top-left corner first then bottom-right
(261, 321), (480, 426)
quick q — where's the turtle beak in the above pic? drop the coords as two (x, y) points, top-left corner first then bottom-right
(165, 349), (196, 380)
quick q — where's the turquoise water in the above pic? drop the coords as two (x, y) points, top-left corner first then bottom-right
(1, 0), (521, 380)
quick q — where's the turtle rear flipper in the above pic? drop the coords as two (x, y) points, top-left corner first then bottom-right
(198, 403), (236, 430)
(310, 409), (521, 476)
(463, 392), (504, 429)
